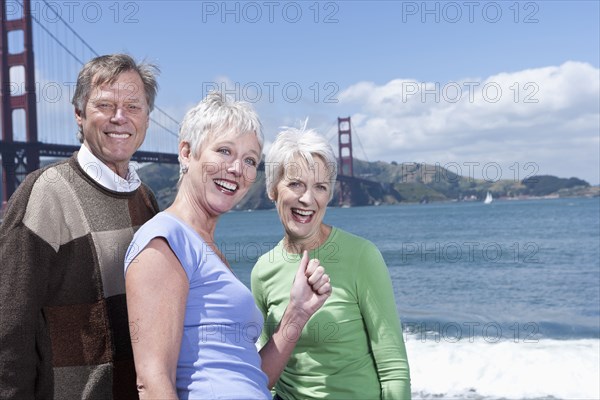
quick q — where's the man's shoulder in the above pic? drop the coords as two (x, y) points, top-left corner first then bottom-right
(0, 158), (77, 236)
(6, 157), (72, 202)
(138, 181), (156, 197)
(17, 157), (75, 192)
(134, 181), (159, 215)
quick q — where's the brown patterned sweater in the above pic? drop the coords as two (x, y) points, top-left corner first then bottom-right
(0, 154), (159, 399)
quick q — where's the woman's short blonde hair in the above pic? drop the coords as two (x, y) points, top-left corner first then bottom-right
(265, 127), (337, 201)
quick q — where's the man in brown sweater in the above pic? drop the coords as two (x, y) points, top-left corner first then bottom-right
(0, 54), (160, 399)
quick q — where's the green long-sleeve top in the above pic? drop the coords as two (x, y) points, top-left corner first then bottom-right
(251, 227), (411, 399)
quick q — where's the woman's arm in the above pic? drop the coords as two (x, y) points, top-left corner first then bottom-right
(258, 251), (331, 389)
(125, 238), (189, 399)
(358, 244), (411, 399)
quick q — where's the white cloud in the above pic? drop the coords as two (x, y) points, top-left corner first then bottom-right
(337, 61), (600, 184)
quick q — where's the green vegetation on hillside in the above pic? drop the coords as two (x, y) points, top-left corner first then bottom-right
(138, 160), (596, 210)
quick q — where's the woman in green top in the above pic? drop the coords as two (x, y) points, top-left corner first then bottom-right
(251, 127), (411, 399)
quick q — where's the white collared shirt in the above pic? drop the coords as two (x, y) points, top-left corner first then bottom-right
(77, 144), (142, 193)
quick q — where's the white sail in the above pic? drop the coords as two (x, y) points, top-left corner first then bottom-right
(484, 192), (493, 204)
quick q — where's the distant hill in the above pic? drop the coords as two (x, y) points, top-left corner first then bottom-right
(137, 163), (179, 210)
(521, 175), (589, 196)
(138, 160), (598, 210)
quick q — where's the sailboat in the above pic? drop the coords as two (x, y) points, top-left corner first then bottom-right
(484, 192), (493, 204)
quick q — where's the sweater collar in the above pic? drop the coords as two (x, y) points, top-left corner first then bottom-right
(76, 144), (141, 193)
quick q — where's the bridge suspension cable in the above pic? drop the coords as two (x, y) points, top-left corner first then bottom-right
(350, 119), (369, 163)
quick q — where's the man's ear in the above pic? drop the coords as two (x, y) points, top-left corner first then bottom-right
(75, 108), (83, 126)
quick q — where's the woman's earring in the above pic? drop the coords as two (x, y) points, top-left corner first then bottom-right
(181, 164), (189, 174)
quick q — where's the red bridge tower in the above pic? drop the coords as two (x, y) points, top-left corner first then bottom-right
(337, 117), (353, 206)
(1, 0), (39, 208)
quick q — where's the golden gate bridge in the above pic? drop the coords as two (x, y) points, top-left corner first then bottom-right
(1, 0), (371, 211)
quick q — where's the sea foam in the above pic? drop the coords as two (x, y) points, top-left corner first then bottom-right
(406, 335), (600, 399)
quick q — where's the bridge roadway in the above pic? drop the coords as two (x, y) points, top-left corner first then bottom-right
(0, 141), (180, 164)
(1, 141), (378, 179)
(1, 142), (377, 212)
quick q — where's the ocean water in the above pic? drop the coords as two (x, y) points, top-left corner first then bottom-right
(216, 197), (600, 399)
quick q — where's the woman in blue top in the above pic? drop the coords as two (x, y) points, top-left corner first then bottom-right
(124, 92), (331, 399)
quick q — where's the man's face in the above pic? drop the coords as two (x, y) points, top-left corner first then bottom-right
(76, 70), (149, 178)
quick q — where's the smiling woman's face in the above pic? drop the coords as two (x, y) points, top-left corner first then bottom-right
(274, 154), (332, 247)
(184, 130), (261, 216)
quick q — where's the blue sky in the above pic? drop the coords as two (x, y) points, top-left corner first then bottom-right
(13, 0), (600, 184)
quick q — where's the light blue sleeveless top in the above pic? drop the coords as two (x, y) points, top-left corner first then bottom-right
(125, 212), (271, 399)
